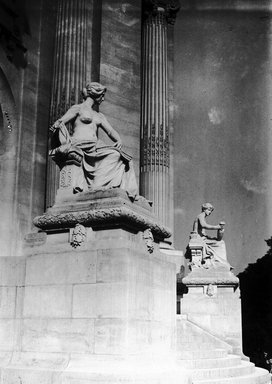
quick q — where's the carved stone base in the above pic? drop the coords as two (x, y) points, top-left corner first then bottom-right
(182, 264), (239, 286)
(33, 188), (171, 242)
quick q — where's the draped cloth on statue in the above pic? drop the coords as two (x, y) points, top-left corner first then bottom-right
(50, 123), (138, 198)
(202, 236), (230, 268)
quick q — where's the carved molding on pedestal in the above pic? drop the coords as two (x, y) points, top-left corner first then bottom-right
(34, 189), (172, 241)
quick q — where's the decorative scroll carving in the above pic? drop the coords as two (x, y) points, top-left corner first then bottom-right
(59, 167), (73, 189)
(70, 223), (87, 248)
(143, 228), (154, 253)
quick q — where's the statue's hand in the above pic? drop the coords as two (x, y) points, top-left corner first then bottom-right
(50, 119), (62, 132)
(114, 141), (122, 150)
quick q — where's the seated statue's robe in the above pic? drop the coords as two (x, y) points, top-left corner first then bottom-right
(202, 236), (229, 267)
(50, 123), (138, 198)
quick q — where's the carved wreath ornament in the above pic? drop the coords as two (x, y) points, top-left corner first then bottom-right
(143, 228), (154, 253)
(70, 223), (86, 248)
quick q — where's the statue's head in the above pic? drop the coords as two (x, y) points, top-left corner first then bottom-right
(201, 202), (214, 215)
(83, 82), (107, 104)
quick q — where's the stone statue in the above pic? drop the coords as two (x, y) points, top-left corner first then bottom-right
(189, 203), (231, 269)
(49, 82), (138, 198)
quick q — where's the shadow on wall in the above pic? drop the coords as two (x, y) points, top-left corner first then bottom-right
(0, 0), (30, 68)
(238, 238), (272, 373)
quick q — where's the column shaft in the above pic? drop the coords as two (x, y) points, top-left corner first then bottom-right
(141, 7), (170, 226)
(46, 0), (88, 208)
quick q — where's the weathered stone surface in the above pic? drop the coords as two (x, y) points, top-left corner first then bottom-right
(0, 319), (20, 351)
(33, 189), (171, 240)
(182, 265), (239, 286)
(0, 257), (25, 287)
(22, 319), (95, 353)
(0, 287), (16, 318)
(1, 369), (56, 384)
(25, 252), (97, 285)
(94, 318), (128, 355)
(96, 248), (130, 283)
(72, 284), (96, 318)
(23, 286), (73, 318)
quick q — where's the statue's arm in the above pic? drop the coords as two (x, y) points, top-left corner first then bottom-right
(198, 214), (221, 230)
(99, 113), (122, 149)
(51, 105), (80, 131)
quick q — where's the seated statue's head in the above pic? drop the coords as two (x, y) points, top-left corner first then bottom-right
(83, 82), (107, 104)
(201, 202), (214, 215)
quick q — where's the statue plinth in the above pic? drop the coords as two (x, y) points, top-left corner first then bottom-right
(33, 188), (171, 242)
(181, 264), (242, 356)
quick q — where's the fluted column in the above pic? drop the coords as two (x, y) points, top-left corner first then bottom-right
(46, 0), (88, 208)
(140, 0), (179, 228)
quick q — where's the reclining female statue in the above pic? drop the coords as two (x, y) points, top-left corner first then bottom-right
(49, 82), (138, 199)
(191, 203), (231, 269)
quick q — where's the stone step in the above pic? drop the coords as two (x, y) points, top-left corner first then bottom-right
(193, 367), (271, 384)
(191, 361), (255, 380)
(180, 343), (229, 351)
(179, 354), (241, 369)
(178, 349), (228, 360)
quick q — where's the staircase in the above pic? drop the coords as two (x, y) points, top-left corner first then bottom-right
(177, 316), (271, 384)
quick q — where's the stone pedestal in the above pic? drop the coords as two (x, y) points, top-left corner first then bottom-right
(181, 266), (242, 355)
(0, 190), (190, 384)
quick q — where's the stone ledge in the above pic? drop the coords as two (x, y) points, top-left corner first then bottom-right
(33, 189), (171, 241)
(182, 266), (239, 286)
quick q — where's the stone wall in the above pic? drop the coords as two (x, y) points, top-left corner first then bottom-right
(0, 0), (56, 255)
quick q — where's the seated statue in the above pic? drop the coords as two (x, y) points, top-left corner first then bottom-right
(49, 82), (138, 199)
(189, 203), (231, 269)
